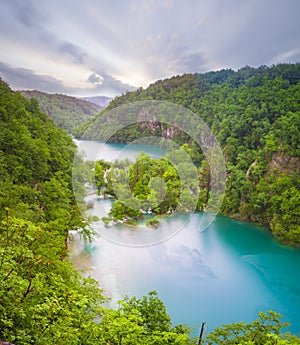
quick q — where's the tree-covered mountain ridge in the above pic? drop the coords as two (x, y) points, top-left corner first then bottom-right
(75, 64), (300, 245)
(21, 90), (103, 133)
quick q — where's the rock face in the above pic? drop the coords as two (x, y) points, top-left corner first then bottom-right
(162, 125), (180, 140)
(268, 152), (300, 176)
(137, 108), (180, 140)
(141, 121), (180, 140)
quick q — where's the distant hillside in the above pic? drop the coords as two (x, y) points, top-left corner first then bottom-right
(21, 90), (102, 133)
(81, 95), (112, 108)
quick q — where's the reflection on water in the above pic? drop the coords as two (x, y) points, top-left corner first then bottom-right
(68, 232), (93, 273)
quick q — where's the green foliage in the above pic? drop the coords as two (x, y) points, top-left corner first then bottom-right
(1, 70), (300, 343)
(0, 78), (104, 344)
(79, 64), (300, 244)
(0, 78), (200, 344)
(96, 147), (201, 223)
(0, 216), (105, 345)
(94, 159), (111, 195)
(122, 291), (172, 332)
(205, 311), (300, 345)
(98, 291), (195, 344)
(146, 216), (161, 228)
(21, 90), (102, 133)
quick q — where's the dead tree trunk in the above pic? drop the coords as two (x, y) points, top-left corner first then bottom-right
(198, 321), (206, 345)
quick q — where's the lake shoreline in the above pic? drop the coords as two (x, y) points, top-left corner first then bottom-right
(70, 139), (300, 335)
(93, 191), (299, 248)
(74, 138), (299, 248)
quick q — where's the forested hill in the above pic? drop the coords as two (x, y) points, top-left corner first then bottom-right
(0, 78), (198, 344)
(21, 90), (102, 133)
(1, 77), (300, 344)
(0, 77), (104, 343)
(75, 64), (300, 244)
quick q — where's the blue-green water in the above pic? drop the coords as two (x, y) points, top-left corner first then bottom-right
(74, 139), (166, 161)
(71, 140), (300, 335)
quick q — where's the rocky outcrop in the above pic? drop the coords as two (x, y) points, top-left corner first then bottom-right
(268, 152), (300, 176)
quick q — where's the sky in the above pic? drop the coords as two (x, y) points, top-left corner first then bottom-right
(0, 0), (299, 97)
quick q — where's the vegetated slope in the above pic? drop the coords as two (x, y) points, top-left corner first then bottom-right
(0, 78), (195, 344)
(0, 78), (102, 343)
(21, 90), (102, 133)
(75, 64), (300, 244)
(1, 78), (300, 344)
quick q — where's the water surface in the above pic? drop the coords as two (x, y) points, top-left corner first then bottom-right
(70, 140), (300, 335)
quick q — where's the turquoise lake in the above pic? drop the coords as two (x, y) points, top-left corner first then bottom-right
(71, 140), (300, 335)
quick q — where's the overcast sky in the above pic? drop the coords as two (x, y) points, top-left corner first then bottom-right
(0, 0), (299, 97)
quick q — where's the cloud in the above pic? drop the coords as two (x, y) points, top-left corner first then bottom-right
(87, 72), (104, 85)
(87, 69), (136, 94)
(4, 0), (47, 29)
(1, 0), (89, 67)
(0, 0), (299, 96)
(0, 62), (136, 96)
(269, 48), (300, 66)
(130, 0), (174, 13)
(195, 0), (300, 69)
(58, 42), (88, 65)
(0, 62), (68, 93)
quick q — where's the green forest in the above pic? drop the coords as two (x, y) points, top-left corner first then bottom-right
(76, 64), (300, 245)
(21, 90), (102, 133)
(1, 66), (300, 344)
(94, 147), (207, 227)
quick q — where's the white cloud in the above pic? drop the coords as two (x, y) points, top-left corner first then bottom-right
(269, 48), (300, 66)
(0, 62), (136, 97)
(0, 0), (299, 96)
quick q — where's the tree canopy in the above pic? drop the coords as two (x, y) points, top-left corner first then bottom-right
(1, 71), (300, 343)
(21, 90), (102, 133)
(75, 64), (300, 244)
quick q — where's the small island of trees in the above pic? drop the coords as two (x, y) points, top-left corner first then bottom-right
(94, 145), (210, 227)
